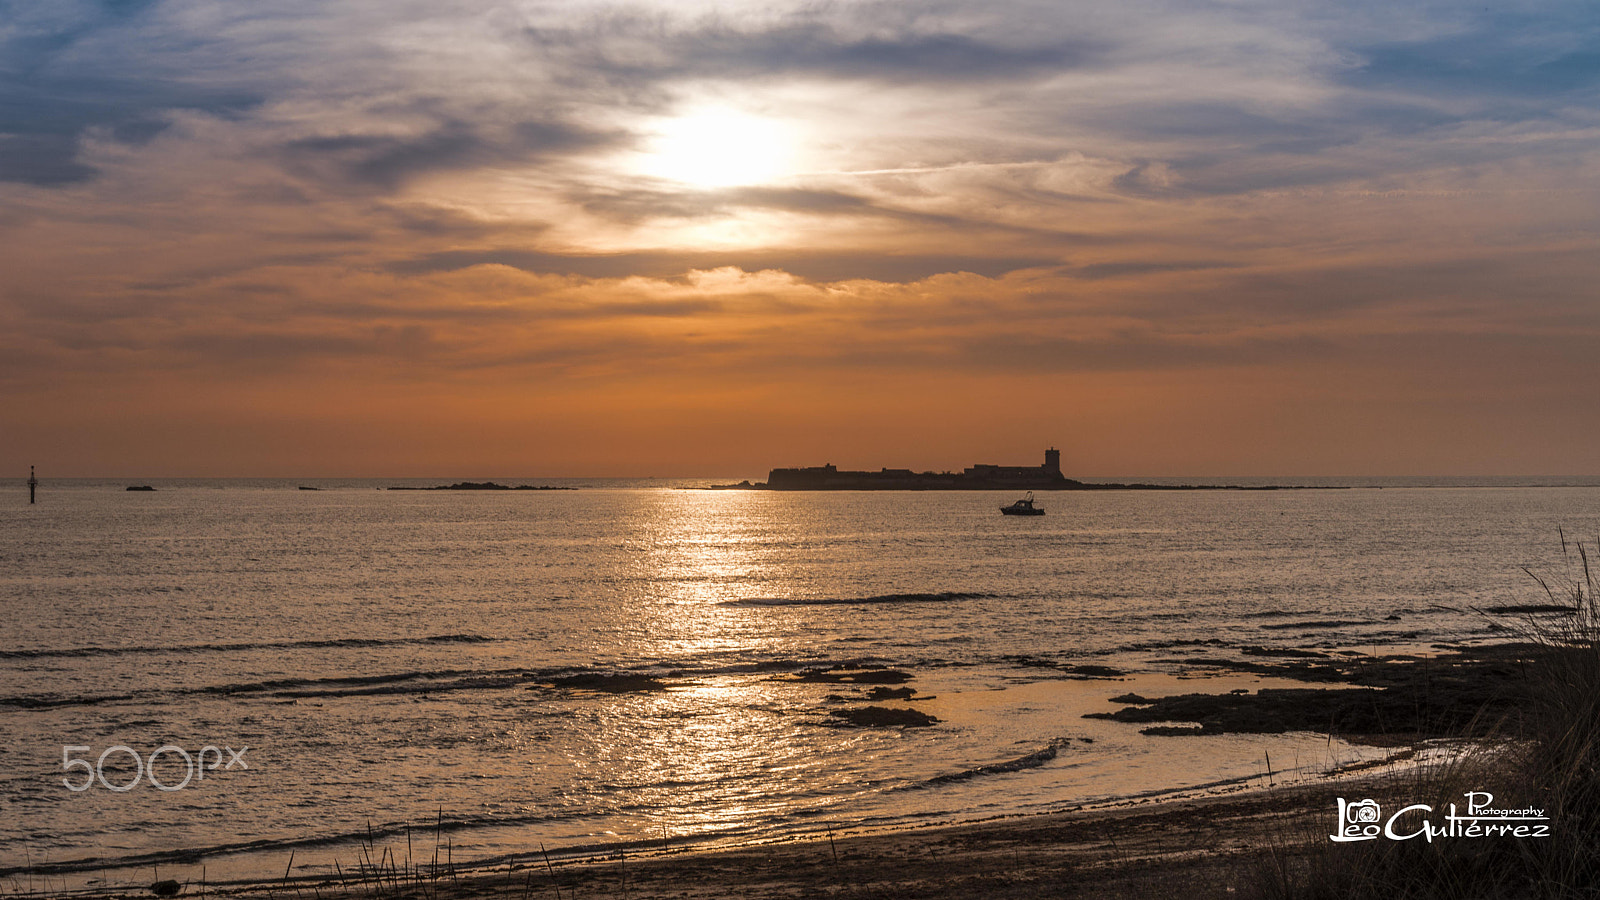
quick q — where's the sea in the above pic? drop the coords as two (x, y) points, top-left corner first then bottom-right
(2, 476), (1597, 892)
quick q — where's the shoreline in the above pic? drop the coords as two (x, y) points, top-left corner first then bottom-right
(65, 773), (1425, 900)
(8, 489), (1592, 899)
(493, 776), (1394, 900)
(3, 728), (1418, 898)
(17, 637), (1536, 898)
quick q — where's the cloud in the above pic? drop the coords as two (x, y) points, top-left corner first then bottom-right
(1340, 11), (1600, 101)
(281, 118), (619, 190)
(0, 135), (98, 186)
(384, 249), (1060, 282)
(0, 1), (261, 185)
(2, 0), (1598, 473)
(520, 13), (1099, 87)
(1070, 260), (1241, 280)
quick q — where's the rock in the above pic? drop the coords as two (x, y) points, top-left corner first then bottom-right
(540, 673), (669, 693)
(827, 706), (939, 728)
(1061, 664), (1124, 678)
(865, 686), (917, 700)
(387, 482), (574, 491)
(151, 880), (181, 897)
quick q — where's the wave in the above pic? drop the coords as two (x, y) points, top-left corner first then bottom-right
(0, 655), (927, 710)
(904, 739), (1073, 790)
(0, 633), (494, 661)
(0, 692), (138, 710)
(724, 591), (992, 608)
(0, 740), (1075, 880)
(0, 665), (540, 710)
(1258, 619), (1372, 631)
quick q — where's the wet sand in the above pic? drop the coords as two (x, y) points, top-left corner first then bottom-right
(270, 644), (1536, 900)
(238, 780), (1368, 900)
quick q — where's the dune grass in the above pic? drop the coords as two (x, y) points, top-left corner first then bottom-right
(1243, 534), (1600, 899)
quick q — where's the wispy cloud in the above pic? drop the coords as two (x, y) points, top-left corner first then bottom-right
(1, 0), (1597, 473)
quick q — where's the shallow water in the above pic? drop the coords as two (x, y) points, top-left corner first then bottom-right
(1, 479), (1594, 890)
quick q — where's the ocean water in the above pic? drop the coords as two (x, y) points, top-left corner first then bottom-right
(1, 479), (1596, 891)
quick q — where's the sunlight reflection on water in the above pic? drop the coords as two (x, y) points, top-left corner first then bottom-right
(1, 482), (1594, 888)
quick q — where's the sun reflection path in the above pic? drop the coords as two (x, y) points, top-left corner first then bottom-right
(623, 490), (808, 660)
(566, 675), (888, 840)
(551, 491), (925, 841)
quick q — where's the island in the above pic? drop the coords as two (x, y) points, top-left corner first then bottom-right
(712, 449), (1289, 491)
(386, 481), (575, 491)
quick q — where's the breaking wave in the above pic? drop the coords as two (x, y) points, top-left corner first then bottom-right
(904, 739), (1073, 790)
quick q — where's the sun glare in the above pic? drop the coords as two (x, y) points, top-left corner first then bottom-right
(640, 108), (797, 189)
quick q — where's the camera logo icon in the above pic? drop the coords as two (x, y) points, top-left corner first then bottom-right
(1331, 797), (1383, 842)
(1347, 799), (1380, 824)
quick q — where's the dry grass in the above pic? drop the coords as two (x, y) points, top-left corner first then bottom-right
(1240, 533), (1600, 899)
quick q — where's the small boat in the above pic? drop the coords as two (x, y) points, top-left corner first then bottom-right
(1000, 492), (1044, 516)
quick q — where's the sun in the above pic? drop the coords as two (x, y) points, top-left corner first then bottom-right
(638, 107), (797, 189)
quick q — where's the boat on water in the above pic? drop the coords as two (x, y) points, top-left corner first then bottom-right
(1000, 492), (1044, 516)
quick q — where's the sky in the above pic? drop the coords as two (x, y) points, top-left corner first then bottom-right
(1, 0), (1597, 477)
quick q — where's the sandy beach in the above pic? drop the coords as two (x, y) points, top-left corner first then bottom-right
(207, 639), (1573, 900)
(165, 778), (1391, 900)
(22, 639), (1560, 899)
(442, 789), (1338, 900)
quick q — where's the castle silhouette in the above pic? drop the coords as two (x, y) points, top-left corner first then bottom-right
(763, 448), (1080, 490)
